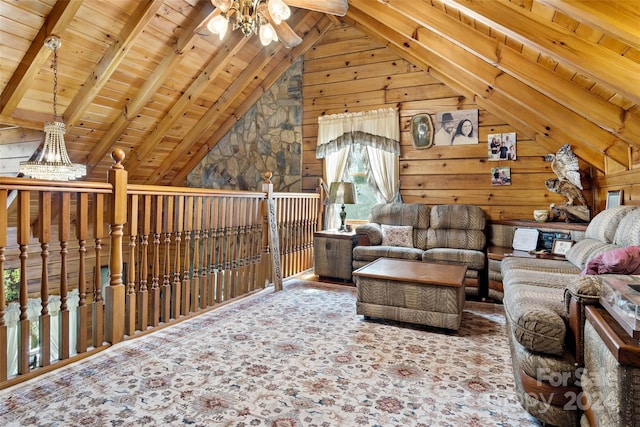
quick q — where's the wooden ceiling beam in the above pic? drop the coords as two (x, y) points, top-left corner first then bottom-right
(384, 0), (640, 148)
(443, 0), (640, 105)
(379, 0), (630, 166)
(84, 2), (215, 170)
(537, 0), (640, 52)
(168, 14), (335, 186)
(346, 0), (609, 171)
(0, 1), (82, 116)
(64, 0), (164, 127)
(124, 29), (250, 176)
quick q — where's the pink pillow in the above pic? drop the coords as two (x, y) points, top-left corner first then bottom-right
(580, 246), (640, 275)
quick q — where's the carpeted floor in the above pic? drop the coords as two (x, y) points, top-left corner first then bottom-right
(0, 279), (540, 426)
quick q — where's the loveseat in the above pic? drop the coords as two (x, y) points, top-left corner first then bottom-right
(353, 203), (486, 297)
(500, 206), (640, 426)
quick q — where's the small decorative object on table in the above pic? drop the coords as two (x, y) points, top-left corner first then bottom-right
(533, 209), (549, 222)
(551, 238), (573, 256)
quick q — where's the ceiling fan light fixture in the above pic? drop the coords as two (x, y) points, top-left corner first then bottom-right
(259, 22), (278, 45)
(268, 0), (290, 24)
(207, 14), (230, 40)
(209, 0), (291, 45)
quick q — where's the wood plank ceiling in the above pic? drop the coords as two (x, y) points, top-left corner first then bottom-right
(1, 0), (639, 185)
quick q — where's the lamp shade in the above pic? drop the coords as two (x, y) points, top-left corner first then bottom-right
(329, 182), (356, 205)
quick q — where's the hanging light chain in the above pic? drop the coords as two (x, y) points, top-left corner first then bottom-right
(52, 46), (58, 121)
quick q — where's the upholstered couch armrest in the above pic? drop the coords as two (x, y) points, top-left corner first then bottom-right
(564, 275), (602, 364)
(564, 275), (602, 306)
(355, 223), (382, 246)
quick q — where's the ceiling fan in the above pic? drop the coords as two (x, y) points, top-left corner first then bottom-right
(209, 0), (348, 48)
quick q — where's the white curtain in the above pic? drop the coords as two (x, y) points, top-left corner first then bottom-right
(317, 108), (401, 224)
(4, 289), (79, 376)
(365, 146), (399, 203)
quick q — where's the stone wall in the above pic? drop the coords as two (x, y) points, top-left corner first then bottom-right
(187, 58), (303, 192)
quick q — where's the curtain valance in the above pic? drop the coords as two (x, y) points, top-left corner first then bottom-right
(315, 131), (400, 159)
(316, 107), (399, 158)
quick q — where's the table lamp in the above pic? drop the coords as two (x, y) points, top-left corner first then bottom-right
(329, 181), (356, 232)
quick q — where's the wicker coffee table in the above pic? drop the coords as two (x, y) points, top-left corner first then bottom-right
(352, 258), (467, 330)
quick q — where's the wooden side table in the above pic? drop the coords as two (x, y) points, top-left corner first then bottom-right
(314, 229), (357, 282)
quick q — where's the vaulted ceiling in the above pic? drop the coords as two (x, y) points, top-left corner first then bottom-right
(1, 0), (639, 185)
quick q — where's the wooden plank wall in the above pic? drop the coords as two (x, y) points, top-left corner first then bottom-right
(302, 24), (597, 222)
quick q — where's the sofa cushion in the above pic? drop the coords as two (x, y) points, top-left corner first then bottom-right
(613, 208), (640, 246)
(369, 203), (430, 249)
(381, 224), (414, 247)
(502, 270), (576, 295)
(426, 229), (486, 251)
(430, 204), (485, 231)
(584, 206), (637, 242)
(503, 283), (567, 355)
(580, 246), (640, 275)
(565, 239), (617, 270)
(500, 256), (581, 275)
(422, 248), (485, 270)
(352, 245), (424, 262)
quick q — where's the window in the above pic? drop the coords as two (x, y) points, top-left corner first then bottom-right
(343, 145), (377, 222)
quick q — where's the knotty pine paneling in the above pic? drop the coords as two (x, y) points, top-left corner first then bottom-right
(302, 24), (594, 221)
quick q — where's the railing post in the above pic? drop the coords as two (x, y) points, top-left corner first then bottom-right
(105, 149), (127, 344)
(261, 171), (282, 291)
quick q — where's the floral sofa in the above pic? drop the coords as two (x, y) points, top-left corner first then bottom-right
(500, 206), (640, 426)
(353, 203), (486, 297)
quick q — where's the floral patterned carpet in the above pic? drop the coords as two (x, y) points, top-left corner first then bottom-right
(0, 279), (540, 426)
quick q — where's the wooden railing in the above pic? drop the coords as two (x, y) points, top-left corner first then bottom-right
(0, 150), (321, 389)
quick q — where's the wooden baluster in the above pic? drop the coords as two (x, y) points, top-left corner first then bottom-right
(284, 197), (292, 277)
(150, 196), (162, 327)
(250, 198), (261, 291)
(76, 192), (88, 354)
(208, 197), (218, 305)
(215, 197), (226, 302)
(181, 196), (193, 314)
(200, 197), (210, 309)
(58, 193), (70, 360)
(300, 198), (307, 271)
(298, 197), (304, 272)
(224, 197), (234, 300)
(277, 197), (285, 278)
(172, 196), (183, 318)
(237, 198), (248, 295)
(138, 195), (151, 331)
(125, 195), (138, 336)
(306, 198), (314, 269)
(0, 189), (7, 381)
(17, 191), (30, 374)
(38, 192), (51, 367)
(92, 193), (105, 347)
(230, 198), (240, 297)
(161, 195), (173, 322)
(191, 196), (202, 311)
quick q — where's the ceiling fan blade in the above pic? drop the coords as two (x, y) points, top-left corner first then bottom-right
(285, 0), (348, 16)
(261, 6), (303, 48)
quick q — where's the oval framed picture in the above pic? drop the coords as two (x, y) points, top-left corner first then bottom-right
(410, 114), (434, 149)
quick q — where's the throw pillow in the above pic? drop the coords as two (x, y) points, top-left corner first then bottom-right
(381, 224), (414, 248)
(580, 245), (640, 275)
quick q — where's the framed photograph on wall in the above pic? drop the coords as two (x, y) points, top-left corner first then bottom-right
(605, 190), (623, 209)
(491, 167), (511, 186)
(552, 239), (574, 256)
(410, 113), (434, 149)
(434, 109), (479, 146)
(488, 132), (516, 161)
